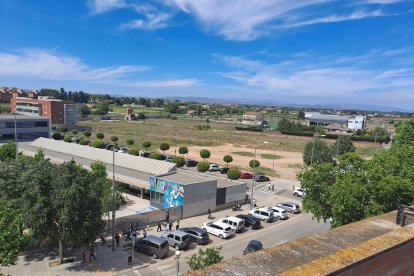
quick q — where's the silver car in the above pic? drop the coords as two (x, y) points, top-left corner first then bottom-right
(160, 230), (191, 250)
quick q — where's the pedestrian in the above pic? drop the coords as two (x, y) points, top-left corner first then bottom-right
(157, 220), (162, 232)
(176, 220), (180, 230)
(100, 233), (106, 246)
(89, 247), (96, 262)
(143, 228), (147, 238)
(208, 208), (212, 219)
(115, 232), (120, 247)
(169, 221), (173, 231)
(268, 182), (271, 190)
(82, 250), (87, 263)
(293, 185), (295, 191)
(272, 184), (275, 191)
(130, 223), (134, 232)
(163, 220), (168, 230)
(245, 194), (249, 203)
(253, 199), (257, 207)
(135, 221), (140, 231)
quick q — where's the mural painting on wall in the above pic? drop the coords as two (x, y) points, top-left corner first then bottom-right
(150, 177), (184, 209)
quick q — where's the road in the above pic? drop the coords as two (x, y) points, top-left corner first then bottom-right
(121, 213), (330, 276)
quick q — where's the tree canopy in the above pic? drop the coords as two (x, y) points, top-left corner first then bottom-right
(223, 155), (233, 167)
(178, 146), (188, 155)
(188, 246), (223, 271)
(303, 138), (333, 166)
(197, 161), (210, 173)
(200, 149), (211, 161)
(0, 143), (16, 162)
(142, 141), (151, 150)
(172, 156), (186, 168)
(227, 169), (241, 180)
(332, 135), (356, 156)
(249, 159), (260, 168)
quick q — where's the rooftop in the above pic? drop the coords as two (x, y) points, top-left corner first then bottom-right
(309, 114), (350, 122)
(0, 114), (48, 121)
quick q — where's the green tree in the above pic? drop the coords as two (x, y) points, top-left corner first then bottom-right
(79, 139), (87, 145)
(393, 120), (414, 146)
(128, 149), (139, 156)
(63, 135), (73, 143)
(160, 143), (170, 154)
(137, 112), (146, 119)
(84, 131), (91, 138)
(126, 138), (134, 146)
(303, 138), (333, 166)
(59, 127), (68, 133)
(149, 152), (162, 160)
(0, 199), (28, 266)
(111, 136), (118, 142)
(200, 149), (211, 161)
(93, 102), (110, 115)
(197, 161), (210, 173)
(52, 132), (62, 140)
(34, 149), (45, 161)
(298, 110), (305, 119)
(249, 159), (260, 169)
(96, 133), (104, 140)
(223, 155), (233, 167)
(0, 143), (16, 162)
(71, 129), (78, 135)
(172, 156), (185, 168)
(142, 141), (151, 151)
(227, 169), (241, 180)
(178, 146), (188, 155)
(188, 246), (223, 271)
(91, 140), (105, 148)
(332, 135), (356, 156)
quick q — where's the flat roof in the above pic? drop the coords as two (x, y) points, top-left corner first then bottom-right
(157, 171), (215, 185)
(0, 114), (48, 121)
(309, 114), (349, 122)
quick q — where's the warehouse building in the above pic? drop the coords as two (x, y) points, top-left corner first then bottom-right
(306, 113), (366, 131)
(19, 138), (246, 219)
(0, 115), (50, 142)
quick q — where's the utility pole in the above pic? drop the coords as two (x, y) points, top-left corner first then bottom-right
(111, 147), (116, 251)
(250, 148), (256, 210)
(13, 113), (18, 159)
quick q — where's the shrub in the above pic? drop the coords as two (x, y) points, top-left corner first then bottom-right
(149, 152), (162, 160)
(178, 146), (188, 155)
(137, 113), (146, 119)
(71, 129), (78, 135)
(223, 155), (233, 167)
(126, 138), (135, 146)
(91, 140), (105, 149)
(111, 136), (118, 142)
(142, 141), (151, 150)
(197, 161), (210, 173)
(51, 133), (62, 140)
(59, 127), (68, 133)
(79, 139), (87, 145)
(227, 169), (241, 180)
(172, 156), (186, 168)
(249, 160), (260, 168)
(160, 143), (170, 153)
(63, 135), (73, 143)
(96, 133), (104, 139)
(128, 149), (139, 156)
(200, 149), (211, 161)
(84, 131), (91, 137)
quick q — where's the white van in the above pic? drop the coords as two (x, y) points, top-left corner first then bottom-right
(216, 216), (245, 233)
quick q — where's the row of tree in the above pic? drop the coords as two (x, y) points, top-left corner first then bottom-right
(300, 120), (414, 227)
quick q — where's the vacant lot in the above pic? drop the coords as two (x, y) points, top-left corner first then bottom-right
(76, 118), (381, 179)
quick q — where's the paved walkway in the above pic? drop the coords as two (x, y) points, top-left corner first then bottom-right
(1, 188), (298, 276)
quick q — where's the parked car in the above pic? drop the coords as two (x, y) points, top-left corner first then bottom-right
(220, 167), (229, 174)
(240, 172), (254, 179)
(249, 207), (275, 223)
(255, 174), (270, 182)
(105, 144), (114, 150)
(134, 235), (169, 259)
(202, 222), (234, 239)
(243, 240), (263, 255)
(71, 136), (81, 143)
(160, 230), (191, 250)
(181, 227), (210, 245)
(269, 206), (288, 220)
(141, 151), (151, 158)
(236, 214), (261, 229)
(185, 159), (198, 167)
(293, 187), (306, 197)
(216, 216), (245, 233)
(209, 164), (222, 171)
(118, 147), (128, 153)
(276, 202), (301, 214)
(165, 155), (175, 162)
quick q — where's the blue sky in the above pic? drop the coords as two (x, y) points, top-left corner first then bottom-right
(1, 0), (414, 109)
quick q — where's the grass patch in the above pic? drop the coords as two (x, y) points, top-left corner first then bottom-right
(232, 151), (254, 157)
(260, 153), (282, 160)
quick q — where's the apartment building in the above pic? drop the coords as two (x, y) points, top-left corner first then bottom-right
(0, 115), (50, 142)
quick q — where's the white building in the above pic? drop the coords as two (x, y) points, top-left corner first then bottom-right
(347, 115), (366, 130)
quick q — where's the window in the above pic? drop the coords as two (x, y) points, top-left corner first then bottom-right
(175, 236), (180, 241)
(223, 219), (228, 224)
(148, 241), (159, 249)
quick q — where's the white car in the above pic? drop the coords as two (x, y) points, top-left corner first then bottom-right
(269, 206), (288, 220)
(216, 217), (245, 233)
(202, 222), (234, 239)
(293, 187), (306, 197)
(118, 147), (129, 153)
(248, 207), (275, 223)
(209, 164), (222, 171)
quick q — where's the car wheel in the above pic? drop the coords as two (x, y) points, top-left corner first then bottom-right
(293, 193), (298, 197)
(219, 234), (224, 239)
(275, 216), (280, 221)
(175, 244), (180, 250)
(264, 219), (268, 223)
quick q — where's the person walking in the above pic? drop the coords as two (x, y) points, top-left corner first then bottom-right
(100, 233), (106, 246)
(169, 221), (173, 231)
(268, 182), (271, 190)
(208, 208), (212, 219)
(143, 228), (147, 238)
(89, 247), (96, 262)
(130, 223), (134, 232)
(157, 220), (162, 232)
(115, 233), (120, 247)
(176, 220), (180, 230)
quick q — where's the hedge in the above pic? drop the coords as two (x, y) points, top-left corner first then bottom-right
(280, 130), (314, 137)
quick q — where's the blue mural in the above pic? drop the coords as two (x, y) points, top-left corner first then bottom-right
(150, 176), (184, 209)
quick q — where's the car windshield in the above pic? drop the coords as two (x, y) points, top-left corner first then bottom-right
(182, 235), (189, 241)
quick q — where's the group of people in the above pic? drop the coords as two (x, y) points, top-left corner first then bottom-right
(233, 201), (242, 211)
(156, 219), (180, 232)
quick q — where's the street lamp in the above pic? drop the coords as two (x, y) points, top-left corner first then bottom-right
(175, 250), (181, 276)
(250, 147), (257, 210)
(263, 141), (275, 181)
(111, 145), (116, 251)
(311, 133), (326, 166)
(13, 112), (18, 159)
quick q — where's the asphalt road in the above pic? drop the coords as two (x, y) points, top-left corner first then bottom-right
(127, 212), (330, 276)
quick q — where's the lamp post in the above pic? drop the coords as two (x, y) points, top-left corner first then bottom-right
(175, 250), (181, 276)
(263, 141), (275, 181)
(111, 146), (116, 251)
(250, 147), (257, 210)
(13, 112), (18, 159)
(311, 133), (326, 166)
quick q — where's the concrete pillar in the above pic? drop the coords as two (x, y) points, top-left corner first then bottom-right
(140, 188), (144, 199)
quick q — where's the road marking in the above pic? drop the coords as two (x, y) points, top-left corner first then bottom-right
(157, 264), (177, 275)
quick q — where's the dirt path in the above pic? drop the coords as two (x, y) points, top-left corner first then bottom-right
(165, 144), (303, 180)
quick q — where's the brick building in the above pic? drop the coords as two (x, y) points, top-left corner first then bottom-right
(10, 92), (79, 125)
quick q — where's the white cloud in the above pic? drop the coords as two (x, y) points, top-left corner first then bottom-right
(0, 49), (200, 88)
(359, 0), (407, 4)
(120, 13), (173, 30)
(87, 0), (127, 14)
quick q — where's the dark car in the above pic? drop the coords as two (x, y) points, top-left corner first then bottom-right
(236, 214), (261, 229)
(105, 144), (114, 150)
(255, 174), (270, 182)
(141, 151), (151, 158)
(185, 159), (198, 167)
(243, 240), (263, 255)
(181, 227), (210, 245)
(220, 167), (229, 174)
